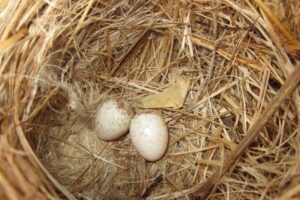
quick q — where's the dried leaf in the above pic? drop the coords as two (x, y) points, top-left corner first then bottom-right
(138, 76), (190, 109)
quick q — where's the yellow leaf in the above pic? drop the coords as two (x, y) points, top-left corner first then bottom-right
(138, 76), (190, 109)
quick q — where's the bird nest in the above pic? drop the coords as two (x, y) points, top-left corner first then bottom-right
(0, 0), (300, 200)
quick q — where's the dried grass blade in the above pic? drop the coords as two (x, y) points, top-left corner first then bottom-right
(0, 29), (28, 53)
(190, 65), (300, 199)
(192, 36), (262, 71)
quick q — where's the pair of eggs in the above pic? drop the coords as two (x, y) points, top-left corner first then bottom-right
(95, 99), (168, 161)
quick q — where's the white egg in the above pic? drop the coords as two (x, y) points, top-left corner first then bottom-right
(95, 99), (134, 141)
(130, 112), (168, 161)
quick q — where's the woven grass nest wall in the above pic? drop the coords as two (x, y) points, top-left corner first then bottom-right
(1, 0), (300, 199)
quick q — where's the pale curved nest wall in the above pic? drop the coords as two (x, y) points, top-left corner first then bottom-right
(0, 0), (300, 200)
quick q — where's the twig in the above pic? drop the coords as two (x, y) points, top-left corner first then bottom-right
(141, 174), (163, 198)
(189, 65), (300, 200)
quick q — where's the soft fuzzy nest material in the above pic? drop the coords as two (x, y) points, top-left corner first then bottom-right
(0, 0), (300, 200)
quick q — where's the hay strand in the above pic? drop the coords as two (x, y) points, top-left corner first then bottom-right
(190, 64), (300, 199)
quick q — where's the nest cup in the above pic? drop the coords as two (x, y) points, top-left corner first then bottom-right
(0, 0), (300, 200)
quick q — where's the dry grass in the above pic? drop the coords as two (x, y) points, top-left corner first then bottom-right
(0, 0), (300, 200)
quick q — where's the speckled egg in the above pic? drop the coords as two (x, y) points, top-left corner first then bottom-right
(95, 99), (134, 141)
(130, 112), (168, 161)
